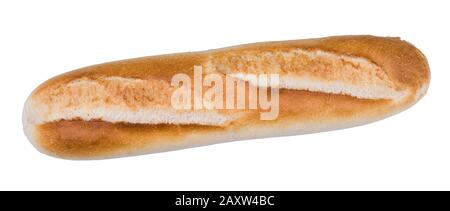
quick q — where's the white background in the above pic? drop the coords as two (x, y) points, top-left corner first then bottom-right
(0, 0), (449, 190)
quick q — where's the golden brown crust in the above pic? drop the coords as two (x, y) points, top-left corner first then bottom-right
(34, 36), (430, 96)
(36, 90), (392, 159)
(212, 35), (430, 91)
(32, 53), (206, 98)
(24, 35), (430, 159)
(37, 120), (224, 158)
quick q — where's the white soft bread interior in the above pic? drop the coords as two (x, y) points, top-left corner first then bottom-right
(22, 35), (430, 159)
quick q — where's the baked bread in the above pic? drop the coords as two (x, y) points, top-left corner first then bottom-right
(22, 35), (430, 159)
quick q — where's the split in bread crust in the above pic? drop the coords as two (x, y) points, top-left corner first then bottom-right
(22, 35), (430, 159)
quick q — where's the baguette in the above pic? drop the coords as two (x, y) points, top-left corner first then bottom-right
(22, 35), (430, 159)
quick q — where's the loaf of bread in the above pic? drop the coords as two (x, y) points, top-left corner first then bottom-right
(22, 35), (430, 159)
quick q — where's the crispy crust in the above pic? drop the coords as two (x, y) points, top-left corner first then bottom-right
(23, 35), (430, 159)
(35, 90), (392, 159)
(211, 35), (430, 94)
